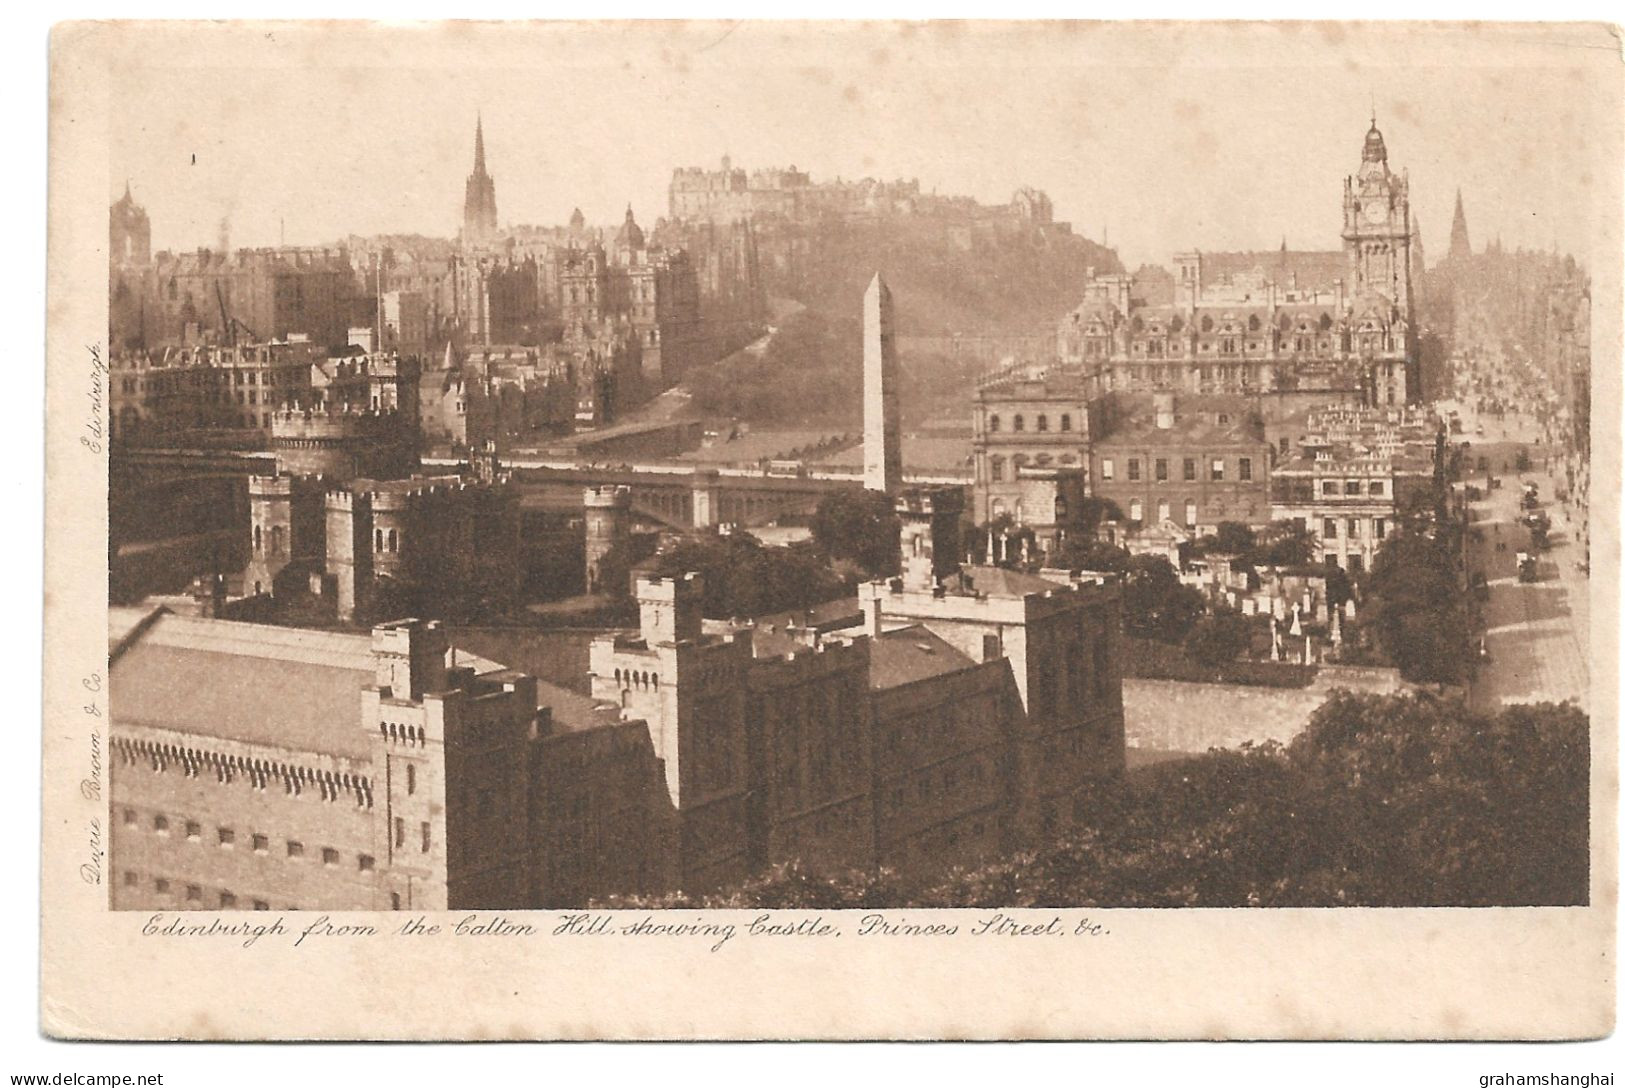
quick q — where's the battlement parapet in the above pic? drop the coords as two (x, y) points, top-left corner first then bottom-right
(584, 484), (633, 509)
(635, 571), (704, 602)
(861, 572), (1117, 623)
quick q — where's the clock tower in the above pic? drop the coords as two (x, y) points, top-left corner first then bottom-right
(1341, 115), (1413, 313)
(1341, 115), (1420, 404)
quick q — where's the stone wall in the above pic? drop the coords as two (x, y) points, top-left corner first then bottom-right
(1124, 665), (1404, 755)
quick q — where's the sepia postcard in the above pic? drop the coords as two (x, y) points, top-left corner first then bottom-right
(42, 19), (1620, 1040)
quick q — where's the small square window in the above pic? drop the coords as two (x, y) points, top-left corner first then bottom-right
(286, 840), (304, 859)
(322, 847), (339, 867)
(153, 814), (169, 834)
(252, 833), (269, 854)
(217, 828), (235, 847)
(358, 854), (375, 873)
(186, 821), (201, 841)
(185, 884), (202, 902)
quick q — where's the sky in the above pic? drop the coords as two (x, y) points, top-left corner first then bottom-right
(108, 22), (1616, 271)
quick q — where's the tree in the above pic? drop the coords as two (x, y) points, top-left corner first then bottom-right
(1246, 520), (1317, 567)
(811, 488), (901, 578)
(1183, 610), (1252, 668)
(1120, 555), (1205, 643)
(609, 696), (1588, 909)
(1210, 521), (1257, 556)
(1073, 497), (1123, 540)
(646, 532), (847, 619)
(1364, 532), (1468, 683)
(1049, 536), (1130, 573)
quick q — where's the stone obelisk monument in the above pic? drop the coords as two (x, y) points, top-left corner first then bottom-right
(863, 272), (902, 494)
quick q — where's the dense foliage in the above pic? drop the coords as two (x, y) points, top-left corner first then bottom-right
(606, 694), (1588, 909)
(810, 489), (901, 579)
(1364, 530), (1470, 684)
(1119, 555), (1206, 643)
(644, 531), (848, 619)
(1182, 610), (1253, 668)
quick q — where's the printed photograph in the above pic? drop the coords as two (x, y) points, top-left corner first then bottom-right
(101, 21), (1598, 916)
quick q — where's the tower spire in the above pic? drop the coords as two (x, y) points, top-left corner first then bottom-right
(1448, 187), (1472, 262)
(463, 113), (498, 245)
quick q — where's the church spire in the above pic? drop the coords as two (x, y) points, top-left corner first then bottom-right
(463, 113), (498, 245)
(1448, 187), (1472, 262)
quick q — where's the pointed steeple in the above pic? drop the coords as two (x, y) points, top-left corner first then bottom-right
(463, 113), (498, 245)
(1449, 188), (1472, 262)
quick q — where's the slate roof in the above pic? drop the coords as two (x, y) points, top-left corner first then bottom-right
(108, 613), (611, 759)
(869, 625), (978, 690)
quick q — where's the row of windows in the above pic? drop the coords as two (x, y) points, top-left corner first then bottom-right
(121, 870), (278, 911)
(986, 412), (1073, 434)
(1101, 456), (1254, 483)
(1321, 479), (1388, 497)
(116, 366), (303, 396)
(1074, 336), (1346, 359)
(120, 809), (375, 871)
(986, 452), (1081, 481)
(1323, 516), (1388, 541)
(1127, 498), (1200, 526)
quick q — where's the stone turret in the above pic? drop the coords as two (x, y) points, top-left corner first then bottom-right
(583, 485), (632, 594)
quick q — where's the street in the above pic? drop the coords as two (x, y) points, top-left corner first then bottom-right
(1463, 416), (1590, 714)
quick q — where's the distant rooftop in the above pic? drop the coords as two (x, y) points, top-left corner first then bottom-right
(869, 625), (978, 690)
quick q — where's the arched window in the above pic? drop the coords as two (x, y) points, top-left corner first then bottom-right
(270, 526), (284, 556)
(1036, 414), (1049, 433)
(1319, 312), (1333, 331)
(1012, 454), (1028, 470)
(253, 525), (262, 553)
(1130, 500), (1143, 522)
(1185, 499), (1197, 526)
(387, 529), (398, 553)
(375, 528), (384, 553)
(989, 414), (1001, 433)
(1013, 414), (1025, 432)
(990, 456), (1005, 482)
(1060, 414), (1072, 432)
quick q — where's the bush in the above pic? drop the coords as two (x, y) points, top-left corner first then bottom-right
(608, 695), (1588, 909)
